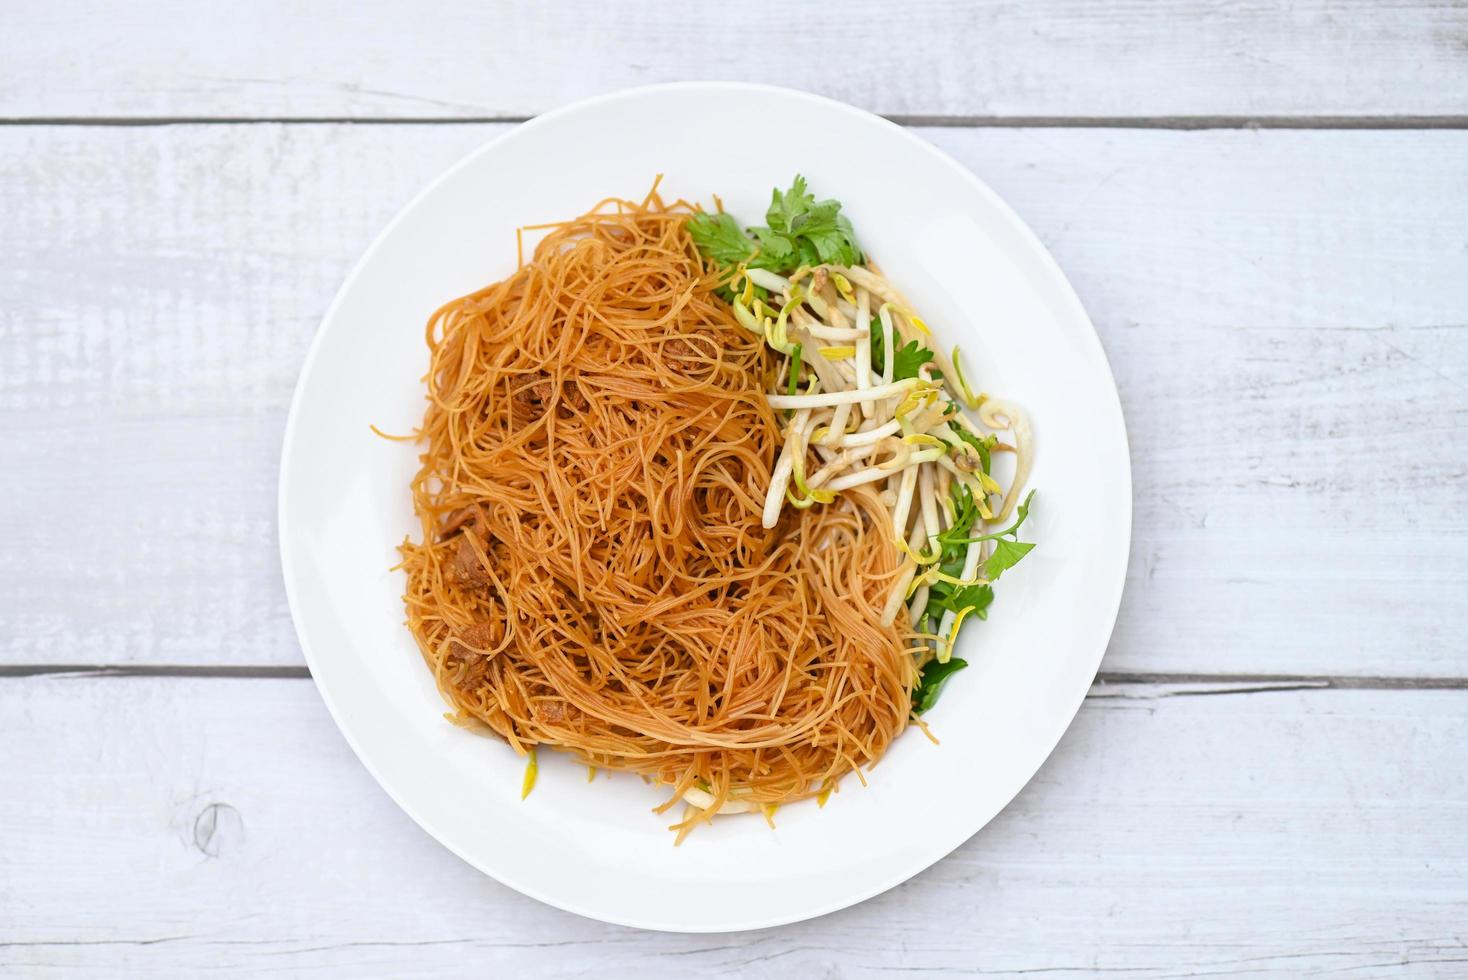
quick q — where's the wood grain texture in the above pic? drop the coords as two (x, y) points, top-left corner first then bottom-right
(5, 1), (1468, 121)
(1, 676), (1464, 975)
(3, 124), (1464, 675)
(5, 4), (1465, 969)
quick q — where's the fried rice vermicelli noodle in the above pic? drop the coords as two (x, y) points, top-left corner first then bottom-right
(398, 187), (915, 837)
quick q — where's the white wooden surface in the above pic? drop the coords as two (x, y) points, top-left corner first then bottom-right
(4, 677), (1467, 976)
(3, 3), (1467, 976)
(6, 1), (1468, 120)
(5, 125), (1464, 677)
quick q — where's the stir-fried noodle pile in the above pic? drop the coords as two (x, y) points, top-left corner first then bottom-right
(399, 188), (914, 836)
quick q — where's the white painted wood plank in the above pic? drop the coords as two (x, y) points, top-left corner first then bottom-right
(1, 677), (1464, 974)
(2, 125), (1465, 675)
(5, 1), (1468, 120)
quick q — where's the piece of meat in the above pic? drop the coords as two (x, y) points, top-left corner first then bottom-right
(438, 505), (479, 540)
(534, 700), (569, 724)
(661, 337), (718, 375)
(510, 375), (554, 422)
(448, 534), (492, 588)
(561, 380), (589, 411)
(448, 619), (501, 658)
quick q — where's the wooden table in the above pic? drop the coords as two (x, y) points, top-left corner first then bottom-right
(4, 3), (1466, 975)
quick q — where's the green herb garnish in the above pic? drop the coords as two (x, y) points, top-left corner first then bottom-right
(947, 422), (993, 475)
(687, 211), (757, 268)
(920, 487), (1036, 636)
(869, 329), (936, 382)
(751, 176), (863, 270)
(787, 344), (803, 397)
(924, 581), (995, 627)
(938, 489), (1039, 583)
(688, 175), (864, 277)
(984, 537), (1036, 582)
(913, 658), (969, 714)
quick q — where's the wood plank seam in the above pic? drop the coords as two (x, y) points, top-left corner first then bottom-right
(4, 114), (1468, 129)
(2, 664), (1466, 691)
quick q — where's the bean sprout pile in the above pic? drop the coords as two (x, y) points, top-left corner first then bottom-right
(689, 177), (1037, 707)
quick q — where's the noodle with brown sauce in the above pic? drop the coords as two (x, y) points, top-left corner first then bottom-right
(398, 185), (915, 838)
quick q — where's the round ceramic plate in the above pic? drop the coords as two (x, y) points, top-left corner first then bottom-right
(279, 82), (1130, 933)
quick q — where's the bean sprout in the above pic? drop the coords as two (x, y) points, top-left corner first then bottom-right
(733, 249), (1035, 711)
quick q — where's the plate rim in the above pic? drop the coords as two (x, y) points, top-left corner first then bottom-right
(278, 80), (1132, 933)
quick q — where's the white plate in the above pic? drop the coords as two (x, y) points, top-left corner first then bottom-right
(279, 82), (1130, 933)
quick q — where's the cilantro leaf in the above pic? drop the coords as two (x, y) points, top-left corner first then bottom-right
(944, 490), (1038, 547)
(959, 490), (1038, 581)
(749, 225), (795, 268)
(765, 175), (815, 236)
(688, 176), (864, 277)
(936, 481), (981, 553)
(923, 581), (994, 625)
(948, 421), (993, 475)
(1010, 488), (1036, 529)
(925, 487), (1036, 624)
(687, 212), (755, 268)
(983, 539), (1036, 581)
(869, 329), (935, 381)
(913, 658), (968, 714)
(892, 340), (934, 379)
(953, 584), (995, 620)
